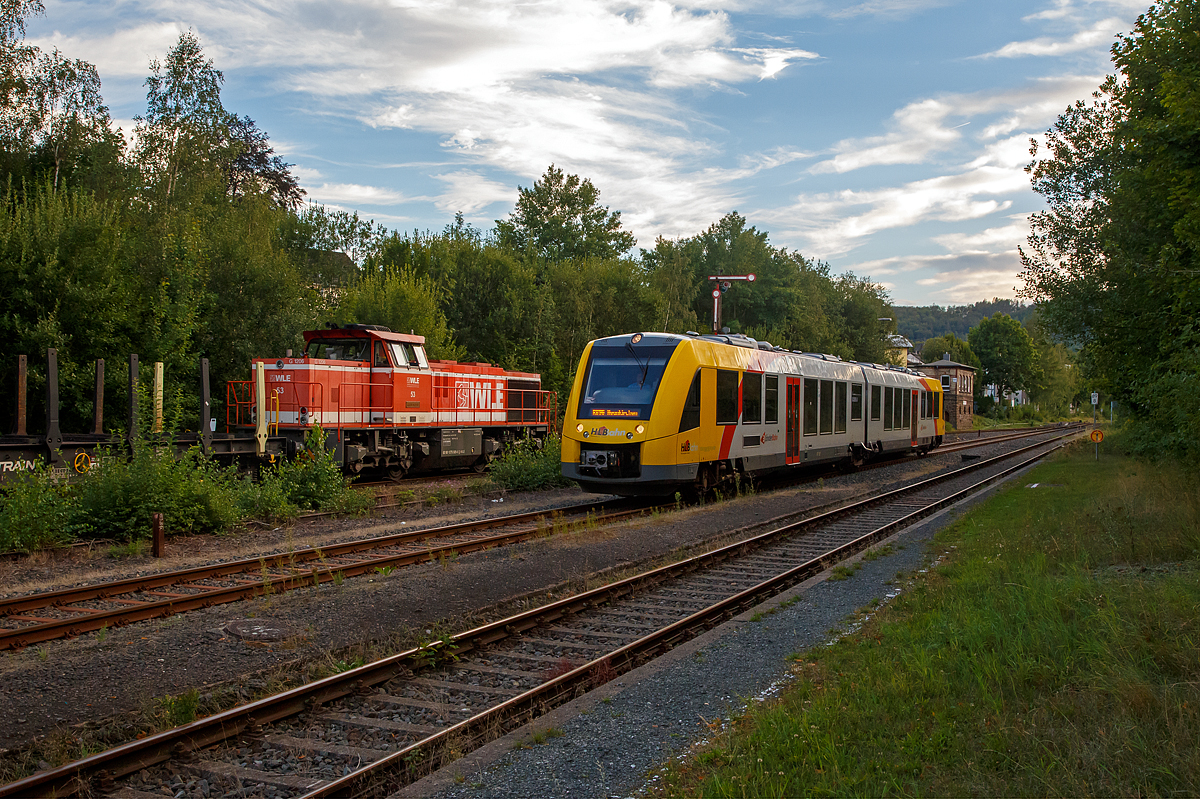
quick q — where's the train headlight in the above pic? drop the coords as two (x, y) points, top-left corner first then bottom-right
(635, 424), (645, 434)
(576, 423), (584, 433)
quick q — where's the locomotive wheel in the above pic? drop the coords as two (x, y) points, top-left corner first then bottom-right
(386, 465), (407, 481)
(472, 456), (490, 474)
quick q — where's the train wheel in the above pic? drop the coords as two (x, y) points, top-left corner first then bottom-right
(386, 465), (407, 481)
(472, 456), (490, 474)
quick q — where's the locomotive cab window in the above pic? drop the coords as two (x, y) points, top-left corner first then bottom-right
(373, 341), (391, 367)
(851, 383), (863, 422)
(306, 338), (370, 362)
(679, 370), (701, 432)
(388, 342), (422, 368)
(742, 372), (762, 424)
(716, 370), (739, 424)
(765, 375), (778, 424)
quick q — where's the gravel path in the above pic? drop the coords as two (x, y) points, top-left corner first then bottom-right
(0, 441), (1046, 778)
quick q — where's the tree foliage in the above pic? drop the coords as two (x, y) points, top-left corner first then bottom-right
(496, 164), (636, 260)
(1019, 0), (1200, 460)
(968, 313), (1040, 401)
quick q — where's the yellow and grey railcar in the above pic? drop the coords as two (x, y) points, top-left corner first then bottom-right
(561, 332), (944, 496)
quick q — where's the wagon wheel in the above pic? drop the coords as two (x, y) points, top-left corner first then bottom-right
(472, 455), (491, 474)
(386, 465), (408, 482)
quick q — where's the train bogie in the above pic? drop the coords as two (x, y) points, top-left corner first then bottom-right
(562, 332), (943, 496)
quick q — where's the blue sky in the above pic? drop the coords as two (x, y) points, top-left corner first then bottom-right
(29, 0), (1145, 306)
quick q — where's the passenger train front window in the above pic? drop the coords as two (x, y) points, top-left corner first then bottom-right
(578, 341), (680, 421)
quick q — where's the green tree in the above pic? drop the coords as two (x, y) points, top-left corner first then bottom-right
(968, 313), (1040, 401)
(496, 164), (635, 261)
(920, 333), (980, 370)
(339, 265), (463, 360)
(1020, 0), (1200, 458)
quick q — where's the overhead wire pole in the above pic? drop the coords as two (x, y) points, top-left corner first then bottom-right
(708, 273), (756, 333)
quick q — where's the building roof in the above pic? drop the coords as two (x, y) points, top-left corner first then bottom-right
(886, 334), (914, 349)
(920, 359), (976, 370)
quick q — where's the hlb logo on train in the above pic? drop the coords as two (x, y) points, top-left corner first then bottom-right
(454, 380), (503, 409)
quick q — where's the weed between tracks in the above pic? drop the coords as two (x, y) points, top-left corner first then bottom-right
(651, 439), (1200, 798)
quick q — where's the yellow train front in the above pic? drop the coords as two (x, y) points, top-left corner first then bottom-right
(561, 332), (944, 496)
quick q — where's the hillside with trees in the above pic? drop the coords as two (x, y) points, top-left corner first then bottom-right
(892, 299), (1035, 345)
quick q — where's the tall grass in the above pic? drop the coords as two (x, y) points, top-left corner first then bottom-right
(489, 433), (575, 491)
(657, 441), (1200, 797)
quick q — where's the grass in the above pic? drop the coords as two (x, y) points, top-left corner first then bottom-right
(653, 438), (1200, 797)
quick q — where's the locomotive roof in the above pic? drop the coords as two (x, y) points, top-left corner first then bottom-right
(303, 326), (426, 345)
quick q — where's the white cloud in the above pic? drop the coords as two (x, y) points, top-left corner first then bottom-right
(306, 183), (410, 206)
(433, 171), (514, 214)
(978, 16), (1127, 59)
(29, 21), (183, 77)
(933, 215), (1031, 251)
(845, 252), (1022, 305)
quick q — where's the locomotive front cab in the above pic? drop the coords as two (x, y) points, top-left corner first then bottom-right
(564, 333), (684, 486)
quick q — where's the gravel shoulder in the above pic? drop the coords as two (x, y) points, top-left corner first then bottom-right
(0, 445), (1024, 766)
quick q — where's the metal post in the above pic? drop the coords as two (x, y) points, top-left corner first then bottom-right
(151, 512), (165, 558)
(14, 355), (26, 436)
(93, 359), (105, 434)
(254, 361), (267, 457)
(44, 349), (62, 462)
(152, 362), (164, 434)
(200, 357), (212, 453)
(128, 354), (139, 448)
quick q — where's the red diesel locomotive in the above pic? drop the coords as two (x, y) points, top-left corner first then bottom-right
(227, 324), (555, 478)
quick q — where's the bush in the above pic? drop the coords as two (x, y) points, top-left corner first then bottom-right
(0, 463), (74, 552)
(270, 425), (373, 514)
(489, 434), (575, 492)
(73, 442), (242, 542)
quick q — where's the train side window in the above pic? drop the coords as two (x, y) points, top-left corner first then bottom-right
(835, 381), (848, 433)
(851, 383), (863, 422)
(893, 387), (904, 430)
(716, 370), (739, 425)
(765, 375), (778, 424)
(679, 370), (701, 432)
(819, 379), (833, 435)
(883, 385), (894, 430)
(742, 372), (762, 424)
(870, 385), (881, 421)
(803, 378), (818, 436)
(414, 346), (429, 369)
(903, 389), (911, 428)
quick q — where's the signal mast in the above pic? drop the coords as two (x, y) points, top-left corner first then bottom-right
(708, 273), (756, 333)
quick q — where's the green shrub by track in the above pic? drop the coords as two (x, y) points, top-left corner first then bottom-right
(654, 432), (1200, 797)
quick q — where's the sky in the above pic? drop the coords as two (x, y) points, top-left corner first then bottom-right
(27, 0), (1148, 306)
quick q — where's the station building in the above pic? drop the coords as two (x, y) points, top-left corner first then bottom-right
(916, 354), (976, 430)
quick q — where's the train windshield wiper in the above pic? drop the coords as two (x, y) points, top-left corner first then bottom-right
(625, 340), (650, 388)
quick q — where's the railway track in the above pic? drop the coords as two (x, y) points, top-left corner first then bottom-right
(0, 499), (646, 652)
(0, 425), (1082, 653)
(0, 427), (1082, 798)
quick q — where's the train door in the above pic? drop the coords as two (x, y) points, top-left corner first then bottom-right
(786, 377), (801, 465)
(910, 389), (919, 445)
(370, 340), (392, 423)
